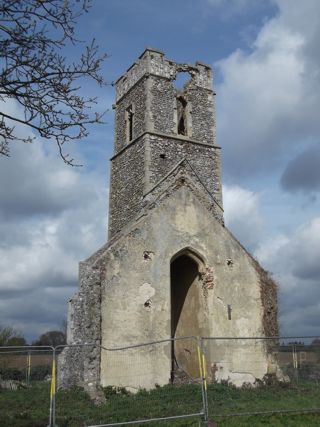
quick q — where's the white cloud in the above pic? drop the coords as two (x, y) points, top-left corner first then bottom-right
(255, 217), (320, 336)
(223, 184), (265, 250)
(283, 218), (320, 280)
(215, 0), (320, 178)
(256, 217), (320, 281)
(0, 115), (107, 341)
(213, 0), (320, 337)
(223, 184), (320, 336)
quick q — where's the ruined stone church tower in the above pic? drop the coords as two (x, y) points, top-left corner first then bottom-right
(59, 48), (278, 393)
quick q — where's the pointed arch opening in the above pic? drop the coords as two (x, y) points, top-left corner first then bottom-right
(170, 248), (205, 380)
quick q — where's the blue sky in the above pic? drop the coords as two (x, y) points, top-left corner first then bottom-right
(1, 0), (320, 342)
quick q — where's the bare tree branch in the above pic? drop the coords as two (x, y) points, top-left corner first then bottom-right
(0, 0), (107, 165)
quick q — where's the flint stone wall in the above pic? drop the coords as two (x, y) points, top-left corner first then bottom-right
(58, 262), (103, 401)
(108, 136), (146, 238)
(108, 48), (221, 239)
(115, 77), (147, 152)
(148, 135), (222, 205)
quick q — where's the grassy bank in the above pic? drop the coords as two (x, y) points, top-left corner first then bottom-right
(0, 381), (320, 426)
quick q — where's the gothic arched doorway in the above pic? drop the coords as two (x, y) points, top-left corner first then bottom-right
(170, 249), (204, 380)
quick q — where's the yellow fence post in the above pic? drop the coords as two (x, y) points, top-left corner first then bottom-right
(198, 342), (209, 425)
(197, 346), (203, 379)
(50, 358), (56, 401)
(49, 350), (56, 427)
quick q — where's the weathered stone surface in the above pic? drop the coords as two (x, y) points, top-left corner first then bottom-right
(58, 263), (105, 402)
(100, 182), (274, 388)
(108, 136), (146, 237)
(59, 48), (279, 394)
(108, 48), (222, 238)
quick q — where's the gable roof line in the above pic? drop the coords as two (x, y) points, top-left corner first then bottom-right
(143, 157), (186, 198)
(143, 157), (223, 212)
(186, 159), (224, 212)
(85, 165), (223, 266)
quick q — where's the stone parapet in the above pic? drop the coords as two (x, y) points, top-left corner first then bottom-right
(115, 48), (213, 102)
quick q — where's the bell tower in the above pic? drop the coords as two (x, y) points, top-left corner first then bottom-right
(59, 49), (278, 398)
(108, 47), (223, 238)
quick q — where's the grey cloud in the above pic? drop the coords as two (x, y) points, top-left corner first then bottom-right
(224, 183), (320, 336)
(281, 145), (320, 193)
(0, 141), (100, 219)
(215, 0), (320, 179)
(279, 280), (320, 311)
(0, 289), (27, 300)
(0, 285), (77, 341)
(0, 222), (34, 247)
(28, 272), (77, 290)
(292, 262), (320, 281)
(279, 302), (320, 337)
(287, 221), (320, 281)
(0, 134), (107, 340)
(255, 217), (320, 336)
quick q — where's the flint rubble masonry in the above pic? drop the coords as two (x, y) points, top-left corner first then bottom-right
(58, 48), (279, 398)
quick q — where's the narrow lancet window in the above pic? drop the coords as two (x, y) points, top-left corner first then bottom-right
(126, 105), (134, 142)
(177, 96), (187, 136)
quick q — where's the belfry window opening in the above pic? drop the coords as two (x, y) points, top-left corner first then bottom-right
(177, 96), (188, 136)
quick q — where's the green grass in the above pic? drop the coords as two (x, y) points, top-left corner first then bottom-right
(0, 382), (51, 427)
(207, 380), (320, 414)
(0, 381), (320, 426)
(207, 381), (320, 426)
(214, 414), (320, 426)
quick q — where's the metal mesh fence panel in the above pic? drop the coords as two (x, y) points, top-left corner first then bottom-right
(276, 338), (320, 384)
(0, 346), (53, 426)
(55, 338), (205, 426)
(201, 336), (320, 421)
(99, 338), (205, 425)
(2, 337), (320, 425)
